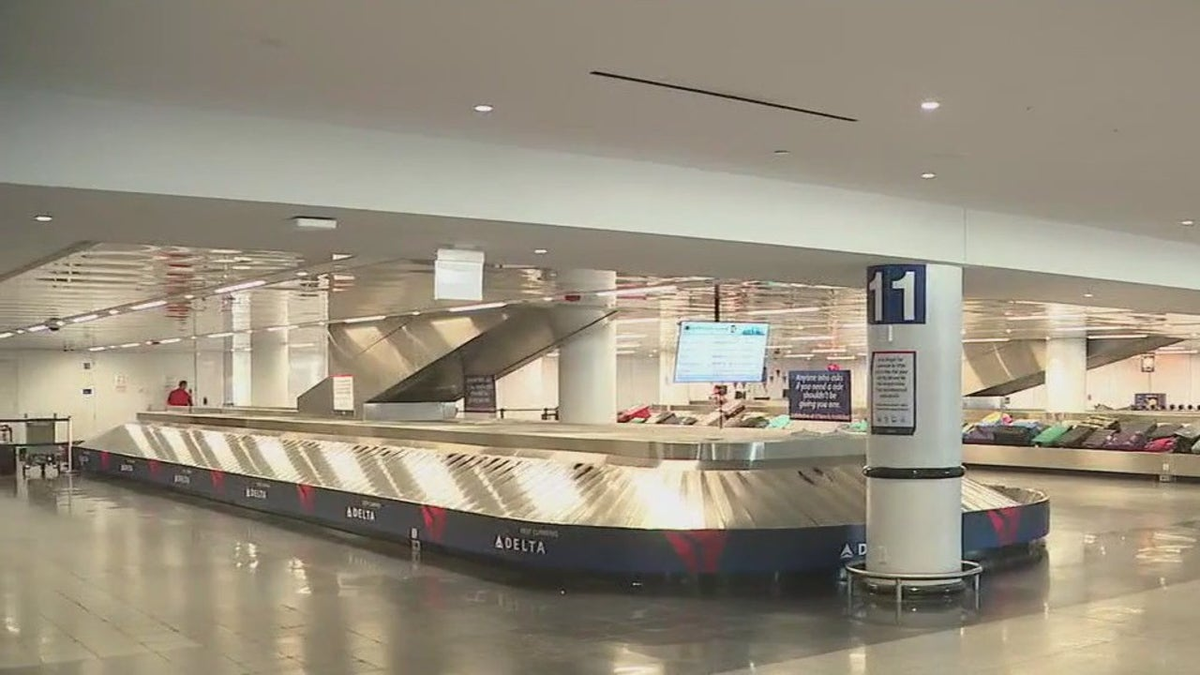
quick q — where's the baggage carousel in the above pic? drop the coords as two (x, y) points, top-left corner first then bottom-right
(76, 413), (1050, 575)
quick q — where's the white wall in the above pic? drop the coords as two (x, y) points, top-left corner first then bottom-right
(0, 350), (200, 439)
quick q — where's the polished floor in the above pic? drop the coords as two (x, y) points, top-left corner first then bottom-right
(1, 469), (1199, 674)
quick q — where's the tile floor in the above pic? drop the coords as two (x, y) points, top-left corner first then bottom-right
(1, 469), (1199, 673)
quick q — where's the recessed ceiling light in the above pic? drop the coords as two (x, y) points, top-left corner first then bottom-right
(473, 104), (494, 113)
(920, 172), (937, 180)
(533, 248), (548, 255)
(1083, 292), (1094, 298)
(34, 214), (53, 222)
(772, 149), (790, 156)
(920, 100), (941, 111)
(1182, 220), (1195, 227)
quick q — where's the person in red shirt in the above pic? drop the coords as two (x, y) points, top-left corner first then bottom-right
(167, 380), (193, 407)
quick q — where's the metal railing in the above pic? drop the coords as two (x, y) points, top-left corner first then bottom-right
(844, 560), (983, 608)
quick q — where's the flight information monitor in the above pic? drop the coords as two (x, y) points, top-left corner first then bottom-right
(673, 321), (770, 383)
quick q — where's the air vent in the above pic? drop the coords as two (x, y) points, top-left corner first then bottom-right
(590, 70), (856, 123)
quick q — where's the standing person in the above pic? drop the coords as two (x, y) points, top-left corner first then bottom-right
(167, 380), (193, 407)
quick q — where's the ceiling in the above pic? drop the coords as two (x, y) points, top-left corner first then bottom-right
(3, 1), (1199, 240)
(4, 242), (1199, 359)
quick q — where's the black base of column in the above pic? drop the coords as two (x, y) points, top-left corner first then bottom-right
(862, 466), (965, 480)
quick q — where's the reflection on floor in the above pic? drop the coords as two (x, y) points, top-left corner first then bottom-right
(0, 468), (1198, 674)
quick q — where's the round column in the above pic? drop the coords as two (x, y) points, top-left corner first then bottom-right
(557, 269), (617, 424)
(865, 264), (963, 579)
(1045, 337), (1087, 413)
(251, 330), (291, 408)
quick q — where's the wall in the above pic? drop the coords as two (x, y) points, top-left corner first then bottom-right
(0, 349), (202, 439)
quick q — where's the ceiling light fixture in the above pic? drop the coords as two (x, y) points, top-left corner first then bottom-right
(266, 325), (297, 332)
(1087, 334), (1148, 340)
(789, 335), (835, 342)
(615, 317), (662, 324)
(473, 104), (494, 113)
(71, 314), (100, 324)
(119, 342), (139, 349)
(448, 302), (508, 313)
(34, 214), (53, 222)
(107, 309), (120, 315)
(1083, 293), (1094, 298)
(207, 332), (234, 339)
(159, 337), (182, 345)
(745, 307), (822, 316)
(596, 285), (677, 298)
(963, 337), (1010, 344)
(1182, 220), (1195, 227)
(26, 325), (49, 333)
(130, 300), (167, 311)
(213, 279), (267, 294)
(810, 347), (846, 354)
(341, 315), (388, 324)
(920, 100), (941, 111)
(533, 248), (548, 255)
(295, 270), (310, 277)
(0, 332), (11, 340)
(920, 172), (937, 180)
(87, 346), (106, 352)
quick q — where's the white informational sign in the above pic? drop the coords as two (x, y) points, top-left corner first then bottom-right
(331, 375), (355, 412)
(673, 321), (769, 383)
(434, 248), (484, 301)
(870, 350), (916, 435)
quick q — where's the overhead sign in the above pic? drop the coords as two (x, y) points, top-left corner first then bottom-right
(463, 374), (498, 413)
(870, 351), (916, 435)
(673, 321), (769, 383)
(1133, 392), (1166, 410)
(866, 264), (927, 325)
(1140, 354), (1156, 373)
(435, 248), (485, 301)
(788, 370), (852, 422)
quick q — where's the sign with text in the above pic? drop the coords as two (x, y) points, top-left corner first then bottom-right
(434, 248), (484, 301)
(870, 351), (916, 435)
(866, 264), (927, 325)
(1133, 392), (1166, 410)
(331, 375), (355, 412)
(673, 321), (769, 383)
(788, 370), (852, 422)
(463, 374), (498, 413)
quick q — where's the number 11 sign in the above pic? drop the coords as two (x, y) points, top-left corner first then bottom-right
(866, 264), (927, 325)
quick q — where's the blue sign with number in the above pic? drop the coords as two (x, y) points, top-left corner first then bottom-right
(866, 264), (927, 325)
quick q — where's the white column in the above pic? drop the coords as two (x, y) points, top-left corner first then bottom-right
(1044, 337), (1087, 413)
(251, 330), (291, 408)
(866, 264), (963, 580)
(658, 347), (691, 405)
(557, 269), (617, 424)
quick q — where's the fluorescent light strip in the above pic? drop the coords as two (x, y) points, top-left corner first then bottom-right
(0, 333), (11, 339)
(963, 337), (1010, 343)
(810, 347), (846, 354)
(71, 314), (100, 324)
(159, 338), (182, 344)
(448, 302), (507, 313)
(616, 317), (662, 325)
(130, 300), (167, 311)
(207, 332), (233, 339)
(87, 346), (106, 352)
(596, 285), (677, 298)
(744, 307), (822, 316)
(213, 279), (267, 294)
(267, 324), (299, 332)
(789, 335), (835, 342)
(341, 315), (387, 324)
(26, 325), (49, 333)
(119, 342), (139, 348)
(1087, 334), (1148, 340)
(826, 355), (857, 361)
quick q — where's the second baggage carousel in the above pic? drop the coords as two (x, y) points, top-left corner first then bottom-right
(77, 412), (1050, 575)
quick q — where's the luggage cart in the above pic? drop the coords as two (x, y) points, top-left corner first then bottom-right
(0, 416), (74, 478)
